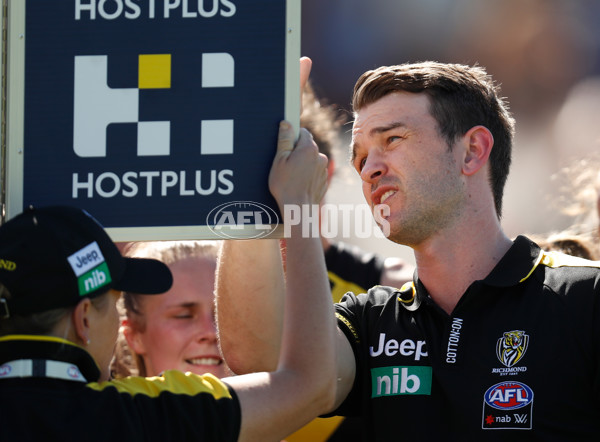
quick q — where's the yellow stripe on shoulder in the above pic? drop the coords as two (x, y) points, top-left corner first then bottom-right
(520, 250), (600, 283)
(87, 370), (232, 399)
(540, 251), (600, 269)
(328, 271), (367, 303)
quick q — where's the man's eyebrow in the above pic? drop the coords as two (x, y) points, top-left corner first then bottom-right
(371, 121), (406, 136)
(350, 140), (359, 164)
(350, 121), (406, 163)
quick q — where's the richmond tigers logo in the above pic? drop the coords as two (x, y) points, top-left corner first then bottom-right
(496, 330), (529, 368)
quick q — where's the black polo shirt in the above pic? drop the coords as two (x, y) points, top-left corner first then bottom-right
(0, 335), (240, 441)
(334, 235), (600, 441)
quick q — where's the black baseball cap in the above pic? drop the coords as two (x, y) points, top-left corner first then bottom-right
(0, 206), (173, 317)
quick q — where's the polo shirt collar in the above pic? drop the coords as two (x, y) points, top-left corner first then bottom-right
(407, 235), (542, 310)
(482, 235), (541, 287)
(0, 335), (101, 382)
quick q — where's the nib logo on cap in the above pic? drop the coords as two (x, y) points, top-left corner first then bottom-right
(67, 242), (112, 295)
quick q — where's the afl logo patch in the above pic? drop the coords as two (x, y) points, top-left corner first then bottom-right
(482, 381), (534, 430)
(0, 364), (12, 377)
(484, 381), (533, 410)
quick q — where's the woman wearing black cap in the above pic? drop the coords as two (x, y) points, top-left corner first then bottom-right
(0, 119), (334, 441)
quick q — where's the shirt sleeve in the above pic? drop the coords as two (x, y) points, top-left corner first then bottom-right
(331, 292), (366, 417)
(88, 370), (241, 441)
(329, 286), (401, 417)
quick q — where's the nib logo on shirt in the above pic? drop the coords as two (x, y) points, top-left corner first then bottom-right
(370, 366), (432, 398)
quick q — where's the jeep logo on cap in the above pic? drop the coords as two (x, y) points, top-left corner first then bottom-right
(68, 242), (105, 276)
(68, 242), (112, 295)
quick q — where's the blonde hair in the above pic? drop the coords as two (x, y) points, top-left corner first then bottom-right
(550, 155), (600, 245)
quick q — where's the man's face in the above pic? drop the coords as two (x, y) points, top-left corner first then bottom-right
(351, 92), (466, 246)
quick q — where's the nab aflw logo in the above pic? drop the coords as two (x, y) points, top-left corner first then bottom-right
(73, 52), (234, 157)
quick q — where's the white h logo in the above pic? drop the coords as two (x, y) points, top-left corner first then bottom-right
(73, 53), (235, 158)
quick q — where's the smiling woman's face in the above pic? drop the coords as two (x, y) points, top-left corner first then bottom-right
(125, 256), (227, 378)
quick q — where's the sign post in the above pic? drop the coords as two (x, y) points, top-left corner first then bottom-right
(2, 0), (300, 240)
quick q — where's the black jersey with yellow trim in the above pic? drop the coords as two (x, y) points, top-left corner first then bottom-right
(332, 235), (600, 441)
(0, 335), (240, 441)
(325, 241), (384, 303)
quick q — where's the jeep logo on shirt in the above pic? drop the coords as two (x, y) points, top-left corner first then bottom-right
(369, 333), (428, 361)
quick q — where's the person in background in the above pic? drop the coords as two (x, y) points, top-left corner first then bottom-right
(553, 156), (600, 243)
(527, 230), (598, 260)
(524, 156), (600, 262)
(111, 241), (231, 379)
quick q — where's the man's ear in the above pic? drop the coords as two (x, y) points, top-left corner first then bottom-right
(72, 298), (93, 346)
(122, 318), (146, 356)
(461, 126), (494, 176)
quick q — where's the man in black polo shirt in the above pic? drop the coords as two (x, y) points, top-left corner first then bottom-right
(216, 60), (600, 440)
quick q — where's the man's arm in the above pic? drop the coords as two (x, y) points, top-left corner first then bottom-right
(215, 56), (313, 375)
(223, 121), (338, 441)
(215, 238), (283, 373)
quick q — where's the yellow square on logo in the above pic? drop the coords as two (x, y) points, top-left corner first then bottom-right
(139, 54), (171, 89)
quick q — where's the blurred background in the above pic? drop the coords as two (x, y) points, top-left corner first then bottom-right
(301, 0), (600, 262)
